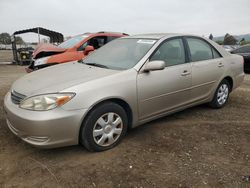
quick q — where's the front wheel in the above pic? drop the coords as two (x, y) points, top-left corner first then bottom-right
(80, 102), (128, 152)
(209, 79), (230, 108)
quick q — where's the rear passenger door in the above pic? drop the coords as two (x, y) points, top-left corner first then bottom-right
(185, 37), (224, 102)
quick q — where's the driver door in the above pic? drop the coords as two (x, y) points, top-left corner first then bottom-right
(137, 38), (192, 120)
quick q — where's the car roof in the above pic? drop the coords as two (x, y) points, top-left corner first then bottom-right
(68, 32), (127, 39)
(124, 33), (186, 39)
(82, 31), (128, 36)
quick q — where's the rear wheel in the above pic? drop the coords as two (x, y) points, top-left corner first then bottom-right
(80, 102), (128, 152)
(209, 79), (230, 108)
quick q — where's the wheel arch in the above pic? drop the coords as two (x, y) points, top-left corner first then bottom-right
(78, 97), (134, 143)
(223, 76), (233, 92)
(102, 98), (133, 129)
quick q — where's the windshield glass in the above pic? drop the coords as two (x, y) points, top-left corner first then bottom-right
(83, 38), (157, 70)
(58, 35), (89, 48)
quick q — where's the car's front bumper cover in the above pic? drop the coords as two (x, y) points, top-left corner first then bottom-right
(4, 92), (87, 148)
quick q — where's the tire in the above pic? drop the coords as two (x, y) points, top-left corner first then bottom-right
(80, 102), (128, 152)
(209, 79), (231, 109)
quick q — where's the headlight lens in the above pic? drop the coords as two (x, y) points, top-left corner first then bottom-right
(19, 93), (75, 111)
(34, 57), (49, 67)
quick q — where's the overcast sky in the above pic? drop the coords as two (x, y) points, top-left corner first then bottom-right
(0, 0), (249, 42)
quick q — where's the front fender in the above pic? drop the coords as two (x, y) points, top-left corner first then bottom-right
(61, 69), (139, 126)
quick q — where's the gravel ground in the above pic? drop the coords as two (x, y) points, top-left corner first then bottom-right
(0, 50), (13, 62)
(0, 65), (249, 188)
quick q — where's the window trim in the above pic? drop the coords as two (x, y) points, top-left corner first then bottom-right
(211, 47), (221, 59)
(184, 36), (222, 62)
(148, 36), (189, 67)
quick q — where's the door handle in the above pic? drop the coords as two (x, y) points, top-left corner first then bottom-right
(218, 63), (224, 67)
(181, 70), (190, 76)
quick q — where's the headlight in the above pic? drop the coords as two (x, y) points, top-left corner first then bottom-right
(34, 57), (49, 67)
(19, 93), (75, 111)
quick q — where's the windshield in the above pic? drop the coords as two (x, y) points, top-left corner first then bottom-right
(58, 35), (89, 48)
(83, 38), (157, 70)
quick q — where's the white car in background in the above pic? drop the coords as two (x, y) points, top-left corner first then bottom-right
(222, 45), (239, 52)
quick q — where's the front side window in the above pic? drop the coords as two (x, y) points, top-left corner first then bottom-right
(77, 42), (88, 51)
(187, 38), (213, 62)
(88, 36), (107, 49)
(150, 38), (186, 66)
(107, 36), (119, 42)
(83, 38), (156, 70)
(77, 36), (108, 51)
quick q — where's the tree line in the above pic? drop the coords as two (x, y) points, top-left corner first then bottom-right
(1, 31), (249, 46)
(0, 32), (24, 45)
(209, 33), (250, 46)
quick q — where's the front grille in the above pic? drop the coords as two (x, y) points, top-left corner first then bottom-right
(11, 90), (26, 104)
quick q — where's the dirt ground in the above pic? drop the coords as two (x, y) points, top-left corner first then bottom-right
(0, 50), (13, 62)
(0, 65), (249, 188)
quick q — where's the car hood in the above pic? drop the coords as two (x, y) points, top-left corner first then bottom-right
(12, 62), (120, 97)
(32, 43), (66, 59)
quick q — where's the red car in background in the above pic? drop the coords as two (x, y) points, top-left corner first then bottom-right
(26, 32), (128, 72)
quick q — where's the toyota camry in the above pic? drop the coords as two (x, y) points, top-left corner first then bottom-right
(4, 33), (244, 151)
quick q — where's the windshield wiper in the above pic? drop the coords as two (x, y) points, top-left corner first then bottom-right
(85, 63), (109, 69)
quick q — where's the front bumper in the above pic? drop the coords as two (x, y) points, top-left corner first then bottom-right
(4, 92), (88, 148)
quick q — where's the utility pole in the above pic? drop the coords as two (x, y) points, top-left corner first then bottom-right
(38, 27), (41, 43)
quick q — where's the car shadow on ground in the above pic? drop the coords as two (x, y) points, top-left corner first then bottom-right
(1, 103), (209, 154)
(0, 83), (244, 156)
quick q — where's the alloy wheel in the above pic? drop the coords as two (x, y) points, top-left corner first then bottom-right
(93, 112), (123, 147)
(217, 84), (229, 105)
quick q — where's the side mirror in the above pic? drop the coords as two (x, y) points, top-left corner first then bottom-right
(84, 45), (94, 55)
(143, 60), (165, 72)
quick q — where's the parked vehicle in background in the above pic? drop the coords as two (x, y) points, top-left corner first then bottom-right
(4, 33), (244, 151)
(17, 47), (34, 65)
(231, 44), (250, 73)
(222, 45), (239, 52)
(12, 27), (64, 66)
(26, 32), (128, 72)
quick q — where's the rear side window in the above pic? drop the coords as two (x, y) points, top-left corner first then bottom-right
(150, 38), (186, 67)
(187, 38), (213, 62)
